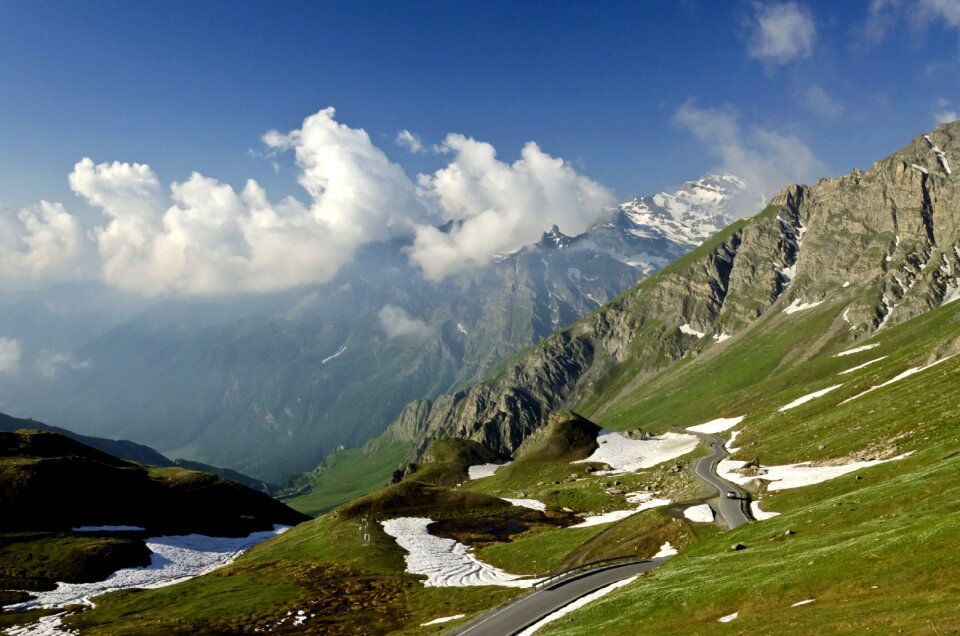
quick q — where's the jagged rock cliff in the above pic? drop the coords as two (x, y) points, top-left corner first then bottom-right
(386, 123), (960, 457)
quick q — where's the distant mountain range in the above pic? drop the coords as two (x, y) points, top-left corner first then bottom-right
(0, 175), (748, 482)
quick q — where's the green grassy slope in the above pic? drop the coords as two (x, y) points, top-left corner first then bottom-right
(532, 300), (960, 634)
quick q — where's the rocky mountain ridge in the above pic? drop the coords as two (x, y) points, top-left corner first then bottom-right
(384, 123), (959, 459)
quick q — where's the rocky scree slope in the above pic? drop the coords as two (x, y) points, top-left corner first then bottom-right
(385, 123), (960, 458)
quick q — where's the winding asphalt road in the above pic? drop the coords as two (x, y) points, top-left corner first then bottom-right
(691, 432), (751, 529)
(446, 431), (750, 635)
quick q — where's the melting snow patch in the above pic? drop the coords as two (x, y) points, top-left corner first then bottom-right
(10, 527), (288, 610)
(515, 575), (638, 636)
(380, 517), (538, 587)
(468, 462), (511, 480)
(688, 416), (745, 434)
(320, 345), (347, 364)
(750, 501), (780, 521)
(420, 614), (466, 626)
(792, 599), (816, 607)
(683, 504), (714, 523)
(718, 612), (739, 623)
(726, 431), (741, 454)
(777, 385), (842, 412)
(836, 343), (879, 357)
(4, 612), (76, 636)
(71, 525), (145, 532)
(502, 498), (546, 511)
(838, 356), (887, 375)
(652, 542), (678, 558)
(783, 299), (824, 314)
(713, 332), (732, 343)
(573, 431), (699, 475)
(570, 495), (671, 528)
(841, 355), (955, 404)
(679, 323), (706, 338)
(718, 454), (910, 492)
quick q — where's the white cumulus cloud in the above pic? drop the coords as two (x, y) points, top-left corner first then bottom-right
(395, 129), (424, 153)
(674, 99), (825, 215)
(0, 337), (21, 374)
(747, 2), (816, 65)
(70, 108), (436, 295)
(409, 135), (614, 280)
(378, 304), (431, 339)
(0, 201), (94, 283)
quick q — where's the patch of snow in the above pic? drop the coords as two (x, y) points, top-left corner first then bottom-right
(924, 134), (952, 174)
(718, 611), (739, 623)
(777, 384), (843, 412)
(4, 612), (76, 636)
(569, 496), (672, 528)
(71, 525), (145, 532)
(679, 323), (705, 338)
(836, 343), (879, 357)
(515, 575), (639, 636)
(456, 322), (469, 336)
(10, 526), (289, 610)
(420, 614), (466, 626)
(573, 430), (699, 475)
(320, 345), (347, 364)
(502, 498), (546, 512)
(687, 416), (744, 434)
(783, 299), (824, 314)
(725, 431), (741, 454)
(718, 454), (910, 492)
(652, 541), (678, 558)
(841, 355), (954, 404)
(792, 599), (816, 607)
(838, 356), (887, 375)
(380, 517), (538, 588)
(750, 501), (780, 521)
(842, 281), (850, 288)
(467, 462), (511, 480)
(943, 284), (960, 306)
(683, 504), (714, 523)
(911, 163), (929, 174)
(713, 332), (732, 343)
(841, 307), (852, 326)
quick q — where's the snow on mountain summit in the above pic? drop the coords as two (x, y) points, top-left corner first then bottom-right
(619, 174), (748, 246)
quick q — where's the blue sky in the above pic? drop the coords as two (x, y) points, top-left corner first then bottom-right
(1, 1), (959, 293)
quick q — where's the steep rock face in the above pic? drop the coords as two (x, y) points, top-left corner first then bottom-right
(386, 123), (960, 458)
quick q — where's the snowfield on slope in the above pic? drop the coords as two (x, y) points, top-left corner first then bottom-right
(840, 355), (955, 404)
(687, 416), (745, 434)
(9, 526), (288, 610)
(751, 501), (781, 520)
(683, 504), (714, 523)
(718, 453), (911, 492)
(380, 517), (539, 587)
(468, 462), (512, 480)
(502, 498), (547, 511)
(573, 430), (699, 475)
(777, 384), (843, 411)
(569, 493), (671, 528)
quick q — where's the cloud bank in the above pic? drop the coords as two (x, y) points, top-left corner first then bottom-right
(409, 135), (614, 280)
(674, 99), (825, 215)
(1, 107), (611, 294)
